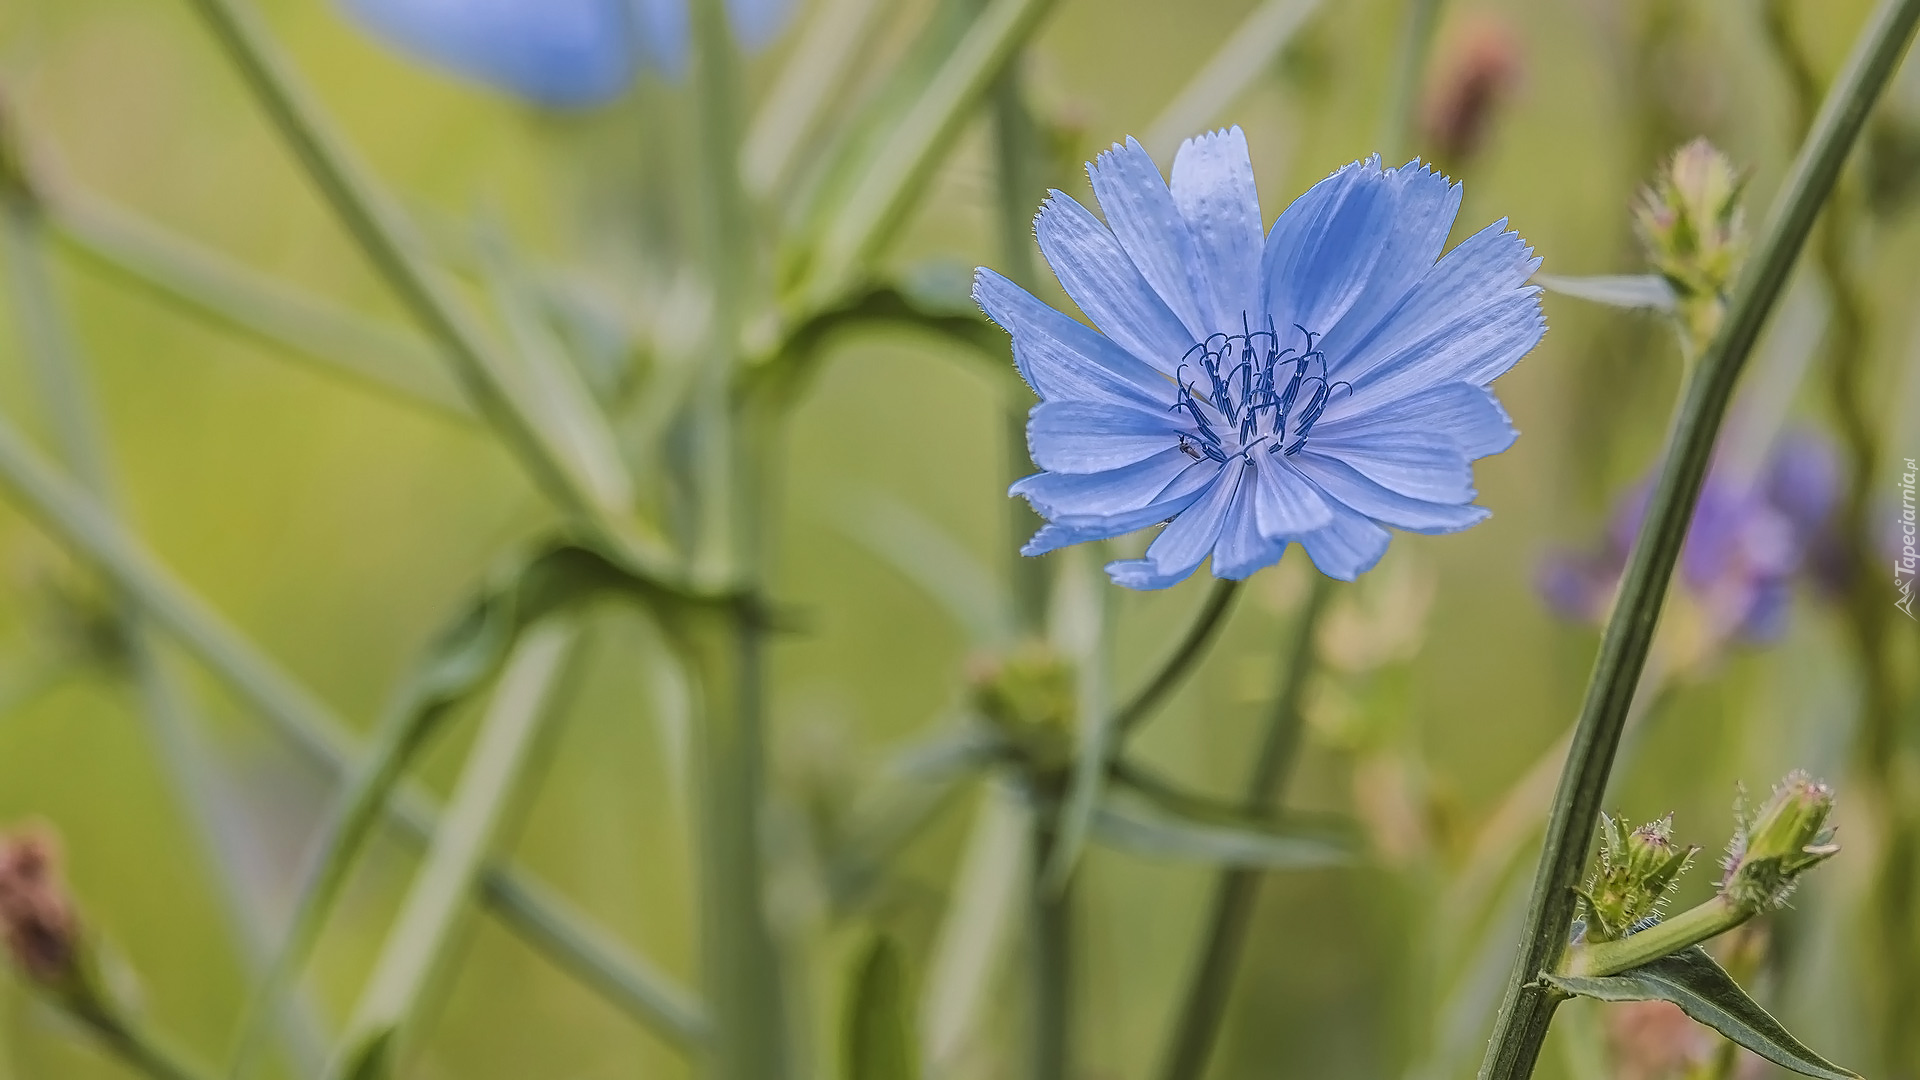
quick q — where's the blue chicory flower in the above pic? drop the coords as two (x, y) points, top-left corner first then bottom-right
(974, 128), (1545, 590)
(342, 0), (792, 108)
(1537, 433), (1841, 645)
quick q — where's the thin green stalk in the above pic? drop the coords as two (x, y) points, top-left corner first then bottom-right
(0, 411), (708, 1047)
(675, 605), (788, 1080)
(1028, 781), (1071, 1080)
(177, 0), (673, 579)
(226, 672), (477, 1080)
(990, 66), (1049, 636)
(1758, 8), (1917, 1073)
(73, 1006), (216, 1080)
(0, 185), (326, 1078)
(1475, 3), (1920, 1077)
(1379, 0), (1446, 160)
(1142, 0), (1326, 159)
(1113, 579), (1243, 741)
(1559, 896), (1746, 979)
(332, 622), (581, 1077)
(800, 0), (1059, 308)
(1155, 574), (1332, 1080)
(48, 193), (464, 420)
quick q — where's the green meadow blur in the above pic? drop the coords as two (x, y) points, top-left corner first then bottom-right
(0, 0), (1916, 1078)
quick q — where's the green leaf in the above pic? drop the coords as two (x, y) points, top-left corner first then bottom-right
(336, 1027), (397, 1080)
(1090, 793), (1353, 869)
(1542, 947), (1860, 1080)
(843, 936), (919, 1080)
(1533, 273), (1678, 311)
(834, 492), (1014, 646)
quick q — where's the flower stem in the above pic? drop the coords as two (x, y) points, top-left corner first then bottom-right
(1113, 579), (1243, 741)
(76, 1007), (216, 1080)
(1155, 574), (1332, 1080)
(1474, 2), (1920, 1077)
(1028, 773), (1073, 1080)
(991, 72), (1050, 634)
(1559, 896), (1748, 979)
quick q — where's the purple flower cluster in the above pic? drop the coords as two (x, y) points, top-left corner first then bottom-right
(1539, 432), (1841, 645)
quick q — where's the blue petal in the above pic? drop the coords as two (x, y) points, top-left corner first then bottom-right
(1292, 452), (1490, 534)
(1302, 431), (1476, 503)
(1028, 400), (1185, 474)
(972, 269), (1172, 406)
(1250, 452), (1334, 536)
(1012, 450), (1215, 521)
(1315, 381), (1516, 460)
(630, 0), (688, 76)
(1338, 290), (1545, 413)
(1318, 161), (1461, 358)
(346, 0), (637, 106)
(1170, 127), (1265, 333)
(1298, 502), (1392, 581)
(1019, 459), (1221, 555)
(1262, 159), (1397, 335)
(726, 0), (793, 51)
(1034, 192), (1198, 374)
(1087, 138), (1213, 340)
(1105, 466), (1241, 589)
(1332, 219), (1542, 383)
(1211, 466), (1289, 579)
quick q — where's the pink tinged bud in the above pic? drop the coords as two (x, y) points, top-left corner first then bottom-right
(1581, 813), (1698, 941)
(0, 829), (80, 986)
(1419, 16), (1524, 165)
(1720, 771), (1839, 912)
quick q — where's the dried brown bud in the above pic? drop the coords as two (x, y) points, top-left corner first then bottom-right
(1420, 17), (1524, 166)
(0, 827), (80, 986)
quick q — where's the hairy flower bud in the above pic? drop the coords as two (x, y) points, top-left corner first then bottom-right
(1720, 771), (1839, 912)
(968, 643), (1075, 772)
(0, 828), (81, 989)
(1634, 139), (1748, 344)
(1579, 813), (1698, 942)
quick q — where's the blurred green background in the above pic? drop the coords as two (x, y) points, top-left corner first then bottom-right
(0, 0), (1916, 1077)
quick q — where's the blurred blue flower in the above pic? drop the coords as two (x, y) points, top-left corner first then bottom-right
(342, 0), (793, 108)
(1538, 433), (1842, 646)
(974, 128), (1545, 590)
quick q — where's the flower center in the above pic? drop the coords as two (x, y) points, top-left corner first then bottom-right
(1169, 319), (1346, 464)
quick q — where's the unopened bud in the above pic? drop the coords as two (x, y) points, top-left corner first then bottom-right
(1580, 813), (1698, 941)
(967, 643), (1074, 772)
(1634, 139), (1748, 343)
(1720, 771), (1839, 912)
(0, 828), (80, 989)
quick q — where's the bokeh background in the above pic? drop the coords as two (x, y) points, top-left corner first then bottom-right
(0, 0), (1916, 1078)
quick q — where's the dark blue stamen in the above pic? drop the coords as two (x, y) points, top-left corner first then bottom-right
(1168, 321), (1330, 460)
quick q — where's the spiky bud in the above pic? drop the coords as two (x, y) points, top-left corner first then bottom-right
(0, 828), (81, 991)
(1719, 771), (1839, 912)
(1634, 139), (1748, 345)
(1578, 813), (1699, 942)
(967, 643), (1075, 773)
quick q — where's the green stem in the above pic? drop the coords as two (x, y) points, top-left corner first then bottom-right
(1560, 896), (1748, 979)
(991, 71), (1049, 634)
(178, 0), (673, 578)
(1028, 777), (1072, 1080)
(1155, 575), (1331, 1080)
(79, 1008), (216, 1080)
(0, 410), (708, 1046)
(333, 622), (581, 1076)
(676, 605), (788, 1080)
(1113, 579), (1243, 741)
(225, 677), (470, 1080)
(1379, 0), (1446, 160)
(1475, 2), (1920, 1076)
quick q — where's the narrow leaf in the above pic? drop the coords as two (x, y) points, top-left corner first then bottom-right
(1542, 947), (1860, 1080)
(1533, 273), (1678, 311)
(844, 937), (919, 1080)
(835, 493), (1014, 646)
(1091, 793), (1353, 869)
(1142, 0), (1326, 158)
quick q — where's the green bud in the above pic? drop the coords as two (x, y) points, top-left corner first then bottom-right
(967, 643), (1075, 773)
(1633, 139), (1748, 346)
(1578, 813), (1698, 942)
(1719, 771), (1840, 913)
